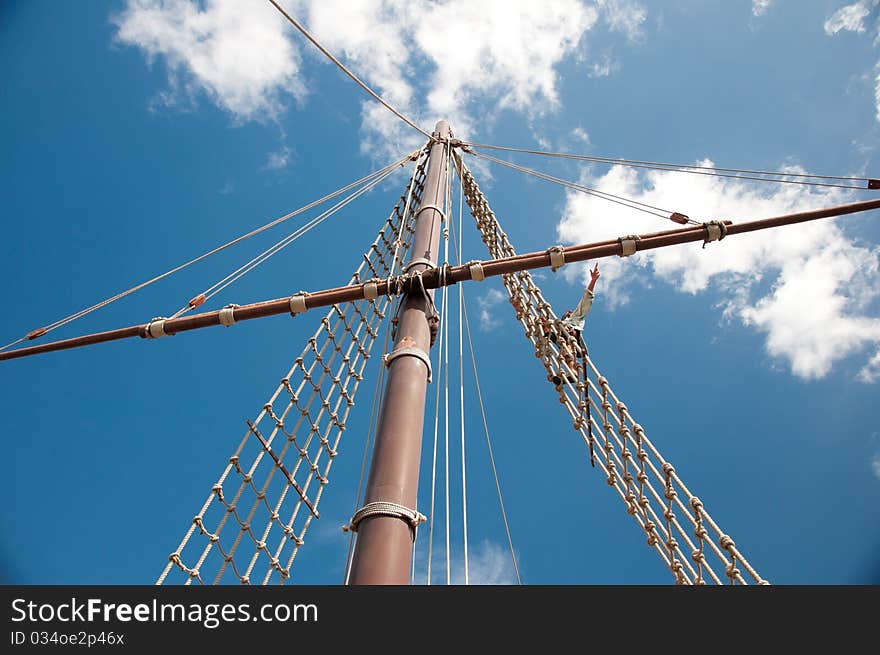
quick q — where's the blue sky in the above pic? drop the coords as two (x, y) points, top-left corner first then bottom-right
(2, 0), (879, 585)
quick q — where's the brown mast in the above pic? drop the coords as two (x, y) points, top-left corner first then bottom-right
(347, 120), (451, 584)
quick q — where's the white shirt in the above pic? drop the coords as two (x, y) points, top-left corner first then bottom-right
(560, 288), (594, 331)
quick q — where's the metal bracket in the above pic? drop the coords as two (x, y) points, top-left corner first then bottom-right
(289, 292), (309, 315)
(403, 257), (436, 273)
(702, 221), (728, 248)
(619, 235), (640, 257)
(467, 260), (485, 281)
(363, 280), (379, 301)
(384, 346), (432, 383)
(548, 245), (566, 272)
(414, 203), (446, 222)
(145, 317), (171, 339)
(219, 304), (239, 327)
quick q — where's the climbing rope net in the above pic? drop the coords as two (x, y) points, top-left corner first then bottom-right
(157, 155), (427, 585)
(457, 156), (767, 585)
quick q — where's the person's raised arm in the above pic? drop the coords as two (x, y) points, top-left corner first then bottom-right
(587, 262), (600, 293)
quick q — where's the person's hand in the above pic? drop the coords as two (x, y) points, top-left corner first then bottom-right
(590, 263), (600, 283)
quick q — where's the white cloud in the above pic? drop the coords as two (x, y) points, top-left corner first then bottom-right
(556, 163), (880, 380)
(114, 0), (306, 122)
(752, 0), (773, 17)
(824, 1), (880, 121)
(456, 540), (518, 585)
(875, 64), (880, 122)
(115, 1), (647, 157)
(305, 0), (601, 156)
(824, 1), (875, 35)
(872, 453), (880, 479)
(859, 350), (880, 382)
(263, 145), (291, 170)
(418, 540), (518, 585)
(477, 288), (507, 331)
(571, 126), (591, 144)
(596, 0), (647, 42)
(588, 51), (618, 78)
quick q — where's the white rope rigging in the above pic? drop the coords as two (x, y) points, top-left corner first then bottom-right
(459, 290), (522, 585)
(343, 341), (384, 585)
(268, 0), (432, 140)
(455, 157), (469, 585)
(157, 156), (428, 585)
(457, 155), (768, 585)
(448, 157), (521, 585)
(168, 153), (415, 319)
(0, 152), (417, 353)
(343, 164), (422, 584)
(467, 149), (694, 224)
(426, 252), (447, 586)
(442, 206), (451, 587)
(463, 141), (878, 190)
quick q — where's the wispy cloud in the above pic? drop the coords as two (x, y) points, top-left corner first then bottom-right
(859, 351), (880, 382)
(114, 0), (650, 157)
(752, 0), (773, 17)
(477, 288), (507, 331)
(587, 51), (618, 78)
(571, 126), (591, 145)
(416, 539), (518, 585)
(597, 0), (648, 42)
(113, 0), (306, 122)
(823, 1), (880, 121)
(263, 145), (291, 171)
(824, 0), (876, 34)
(557, 163), (880, 381)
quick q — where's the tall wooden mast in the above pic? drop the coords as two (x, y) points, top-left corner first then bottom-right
(347, 120), (451, 584)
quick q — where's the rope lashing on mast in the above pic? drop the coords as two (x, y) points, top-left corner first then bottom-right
(462, 141), (880, 191)
(156, 157), (428, 585)
(3, 196), (879, 362)
(343, 502), (427, 541)
(456, 155), (770, 585)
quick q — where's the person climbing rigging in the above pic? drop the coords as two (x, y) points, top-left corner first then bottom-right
(563, 262), (600, 468)
(561, 262), (600, 340)
(553, 262), (600, 377)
